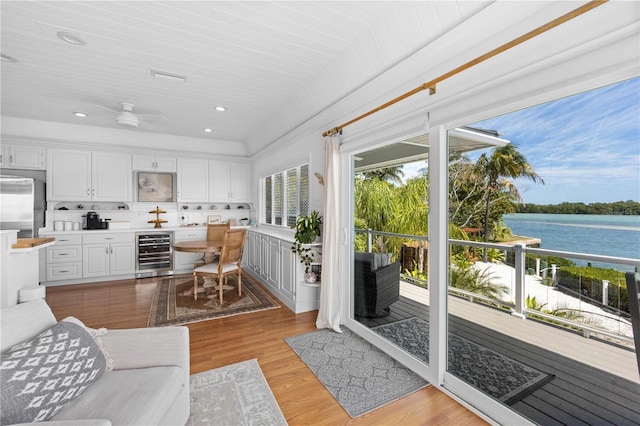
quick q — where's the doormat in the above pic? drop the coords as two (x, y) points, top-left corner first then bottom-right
(188, 359), (287, 426)
(148, 274), (280, 327)
(373, 317), (555, 405)
(285, 327), (429, 418)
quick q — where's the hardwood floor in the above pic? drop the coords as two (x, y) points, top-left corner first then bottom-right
(45, 277), (487, 425)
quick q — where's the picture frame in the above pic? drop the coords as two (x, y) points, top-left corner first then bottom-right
(207, 215), (222, 224)
(137, 172), (174, 202)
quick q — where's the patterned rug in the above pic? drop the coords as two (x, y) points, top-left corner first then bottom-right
(285, 327), (428, 418)
(187, 359), (287, 426)
(373, 317), (554, 405)
(148, 274), (280, 327)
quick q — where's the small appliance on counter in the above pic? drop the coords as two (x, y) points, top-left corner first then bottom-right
(83, 212), (109, 230)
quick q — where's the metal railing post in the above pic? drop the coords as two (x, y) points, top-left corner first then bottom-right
(536, 257), (541, 276)
(366, 228), (372, 253)
(512, 243), (527, 319)
(602, 280), (609, 306)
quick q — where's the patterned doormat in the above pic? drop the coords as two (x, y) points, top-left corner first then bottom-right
(148, 274), (280, 327)
(285, 327), (429, 418)
(373, 317), (554, 405)
(188, 359), (287, 426)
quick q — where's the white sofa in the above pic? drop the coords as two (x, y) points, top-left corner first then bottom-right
(0, 299), (190, 425)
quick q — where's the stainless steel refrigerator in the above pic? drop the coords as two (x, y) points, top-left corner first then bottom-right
(0, 170), (46, 238)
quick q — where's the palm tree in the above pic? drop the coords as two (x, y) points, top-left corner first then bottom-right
(476, 145), (544, 244)
(360, 166), (405, 185)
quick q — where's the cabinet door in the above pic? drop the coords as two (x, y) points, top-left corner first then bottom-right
(4, 145), (45, 169)
(110, 243), (135, 275)
(259, 235), (269, 280)
(132, 154), (156, 171)
(267, 237), (281, 289)
(47, 150), (92, 201)
(174, 229), (206, 271)
(155, 156), (177, 172)
(281, 242), (296, 300)
(230, 163), (250, 202)
(178, 159), (209, 201)
(209, 160), (231, 202)
(93, 152), (132, 201)
(83, 244), (109, 277)
(246, 232), (258, 272)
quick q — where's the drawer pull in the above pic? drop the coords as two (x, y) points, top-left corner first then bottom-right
(105, 237), (114, 240)
(59, 253), (69, 256)
(59, 270), (69, 273)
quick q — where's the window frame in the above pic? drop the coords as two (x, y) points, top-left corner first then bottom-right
(260, 163), (309, 227)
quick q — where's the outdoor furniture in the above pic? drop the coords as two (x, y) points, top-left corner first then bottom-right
(193, 228), (246, 303)
(354, 252), (400, 317)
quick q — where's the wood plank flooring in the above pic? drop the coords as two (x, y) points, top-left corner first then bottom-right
(43, 277), (487, 426)
(357, 292), (640, 426)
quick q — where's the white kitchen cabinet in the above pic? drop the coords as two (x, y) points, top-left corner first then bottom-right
(267, 237), (281, 289)
(82, 233), (135, 278)
(47, 149), (132, 202)
(245, 230), (319, 313)
(1, 144), (45, 169)
(209, 160), (250, 202)
(177, 158), (209, 202)
(45, 234), (83, 282)
(173, 228), (206, 272)
(132, 154), (176, 172)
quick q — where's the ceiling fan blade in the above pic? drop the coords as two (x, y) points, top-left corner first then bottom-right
(138, 120), (155, 130)
(92, 103), (120, 114)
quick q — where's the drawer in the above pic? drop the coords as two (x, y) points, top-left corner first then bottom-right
(52, 234), (82, 245)
(47, 262), (82, 281)
(175, 229), (206, 241)
(47, 245), (82, 263)
(83, 232), (133, 245)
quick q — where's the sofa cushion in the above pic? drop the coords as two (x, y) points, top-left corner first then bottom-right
(0, 319), (108, 424)
(51, 366), (184, 425)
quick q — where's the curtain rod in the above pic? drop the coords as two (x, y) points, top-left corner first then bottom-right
(322, 0), (608, 137)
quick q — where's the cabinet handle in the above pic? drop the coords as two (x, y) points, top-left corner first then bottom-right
(105, 248), (109, 254)
(92, 189), (96, 196)
(59, 239), (69, 242)
(87, 188), (91, 196)
(9, 155), (14, 164)
(110, 246), (113, 254)
(59, 270), (70, 273)
(59, 253), (69, 256)
(105, 237), (114, 240)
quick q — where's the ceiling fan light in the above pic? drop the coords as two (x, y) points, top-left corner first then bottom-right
(116, 112), (139, 127)
(57, 32), (86, 46)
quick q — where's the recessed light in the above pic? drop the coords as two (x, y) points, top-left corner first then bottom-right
(0, 53), (17, 62)
(73, 112), (88, 118)
(57, 32), (86, 46)
(203, 128), (213, 133)
(215, 106), (226, 112)
(151, 69), (186, 82)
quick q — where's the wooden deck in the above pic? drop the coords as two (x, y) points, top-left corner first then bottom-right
(357, 282), (640, 425)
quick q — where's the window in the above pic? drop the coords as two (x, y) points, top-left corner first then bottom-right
(262, 164), (309, 226)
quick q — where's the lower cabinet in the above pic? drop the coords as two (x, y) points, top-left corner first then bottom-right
(45, 234), (83, 281)
(173, 228), (207, 272)
(244, 230), (319, 313)
(83, 233), (135, 278)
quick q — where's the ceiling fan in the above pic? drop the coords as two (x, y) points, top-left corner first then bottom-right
(91, 102), (165, 130)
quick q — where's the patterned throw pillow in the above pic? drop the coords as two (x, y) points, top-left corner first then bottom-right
(0, 319), (108, 424)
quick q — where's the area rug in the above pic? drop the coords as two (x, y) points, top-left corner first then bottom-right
(187, 359), (287, 426)
(148, 274), (280, 327)
(285, 327), (428, 418)
(373, 317), (554, 405)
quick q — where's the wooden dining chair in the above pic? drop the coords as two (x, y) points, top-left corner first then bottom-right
(194, 223), (230, 268)
(193, 228), (246, 303)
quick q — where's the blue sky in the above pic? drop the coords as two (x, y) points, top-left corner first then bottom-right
(404, 77), (640, 205)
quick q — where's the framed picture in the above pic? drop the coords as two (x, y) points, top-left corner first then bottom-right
(137, 172), (174, 202)
(208, 215), (222, 224)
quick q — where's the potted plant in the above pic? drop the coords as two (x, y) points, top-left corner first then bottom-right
(291, 210), (322, 281)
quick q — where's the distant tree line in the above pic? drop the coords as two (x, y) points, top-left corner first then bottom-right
(515, 200), (640, 215)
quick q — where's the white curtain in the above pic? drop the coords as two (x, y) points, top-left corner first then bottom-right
(316, 135), (342, 332)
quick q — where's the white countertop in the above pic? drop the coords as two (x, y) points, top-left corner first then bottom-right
(40, 225), (250, 236)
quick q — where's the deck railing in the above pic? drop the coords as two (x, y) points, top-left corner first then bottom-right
(355, 228), (640, 345)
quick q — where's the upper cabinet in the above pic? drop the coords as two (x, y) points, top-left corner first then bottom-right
(177, 158), (208, 202)
(47, 149), (132, 202)
(132, 154), (176, 173)
(1, 145), (45, 170)
(209, 160), (250, 202)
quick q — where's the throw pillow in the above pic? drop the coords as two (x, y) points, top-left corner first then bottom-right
(0, 320), (108, 424)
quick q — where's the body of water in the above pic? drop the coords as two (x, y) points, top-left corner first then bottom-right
(502, 213), (640, 271)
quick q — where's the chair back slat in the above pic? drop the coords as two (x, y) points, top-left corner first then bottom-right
(207, 223), (230, 241)
(220, 229), (246, 266)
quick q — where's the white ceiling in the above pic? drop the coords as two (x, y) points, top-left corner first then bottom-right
(0, 1), (492, 156)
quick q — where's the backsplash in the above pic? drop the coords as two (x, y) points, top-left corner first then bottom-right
(45, 201), (254, 230)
